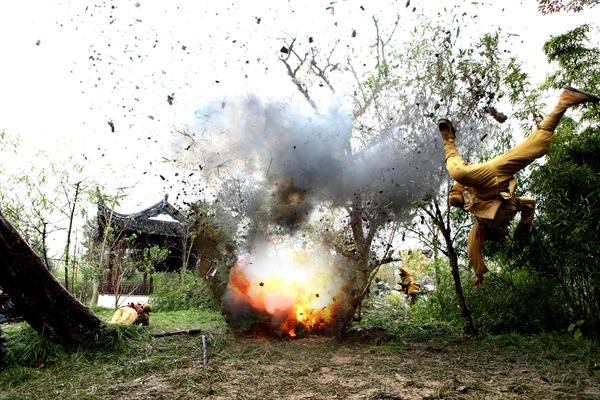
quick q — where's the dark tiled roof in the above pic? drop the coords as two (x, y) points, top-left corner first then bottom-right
(98, 195), (189, 238)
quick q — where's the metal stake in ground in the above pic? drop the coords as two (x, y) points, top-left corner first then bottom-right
(202, 335), (207, 365)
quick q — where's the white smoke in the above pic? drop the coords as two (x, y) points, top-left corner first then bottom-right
(174, 93), (460, 228)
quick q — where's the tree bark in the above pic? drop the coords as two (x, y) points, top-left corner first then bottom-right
(90, 274), (99, 308)
(430, 200), (478, 336)
(0, 210), (105, 346)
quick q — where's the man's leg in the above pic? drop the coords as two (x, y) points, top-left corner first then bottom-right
(439, 120), (498, 189)
(439, 87), (599, 185)
(513, 197), (536, 240)
(492, 87), (599, 181)
(467, 219), (489, 288)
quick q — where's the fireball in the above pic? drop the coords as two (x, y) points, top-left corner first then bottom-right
(227, 237), (349, 336)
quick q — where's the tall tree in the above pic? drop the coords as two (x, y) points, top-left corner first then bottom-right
(493, 24), (600, 335)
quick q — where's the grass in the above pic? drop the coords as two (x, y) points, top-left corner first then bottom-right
(92, 306), (224, 332)
(0, 304), (599, 399)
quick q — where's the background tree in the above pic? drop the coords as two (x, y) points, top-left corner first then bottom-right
(175, 13), (519, 335)
(488, 24), (600, 336)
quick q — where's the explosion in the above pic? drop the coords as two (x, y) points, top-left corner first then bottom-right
(227, 236), (350, 337)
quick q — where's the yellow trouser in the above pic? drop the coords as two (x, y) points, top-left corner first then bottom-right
(109, 307), (138, 325)
(444, 127), (553, 197)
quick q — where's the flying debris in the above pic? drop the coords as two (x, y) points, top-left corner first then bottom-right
(36, 39), (41, 46)
(280, 46), (289, 54)
(167, 93), (175, 105)
(485, 106), (508, 123)
(107, 120), (115, 132)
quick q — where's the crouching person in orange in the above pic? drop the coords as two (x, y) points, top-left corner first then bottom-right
(109, 302), (152, 326)
(439, 86), (599, 288)
(394, 267), (423, 305)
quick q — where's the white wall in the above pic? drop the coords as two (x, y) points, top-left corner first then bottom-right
(97, 294), (150, 309)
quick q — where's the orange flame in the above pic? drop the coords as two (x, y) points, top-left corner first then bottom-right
(228, 239), (348, 336)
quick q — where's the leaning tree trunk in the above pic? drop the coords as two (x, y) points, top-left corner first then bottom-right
(0, 210), (105, 346)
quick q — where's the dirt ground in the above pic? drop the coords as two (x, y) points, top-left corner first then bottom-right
(2, 325), (599, 400)
(206, 337), (600, 400)
(121, 328), (600, 400)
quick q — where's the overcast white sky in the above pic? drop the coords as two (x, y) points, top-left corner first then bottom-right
(1, 0), (599, 212)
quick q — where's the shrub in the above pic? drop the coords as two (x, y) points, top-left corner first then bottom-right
(149, 272), (219, 312)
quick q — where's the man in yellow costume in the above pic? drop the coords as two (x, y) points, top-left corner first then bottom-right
(109, 302), (152, 326)
(439, 86), (599, 288)
(395, 267), (423, 305)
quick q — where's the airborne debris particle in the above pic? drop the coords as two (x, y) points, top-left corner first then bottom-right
(159, 175), (165, 180)
(167, 93), (175, 105)
(259, 282), (264, 286)
(280, 46), (289, 54)
(36, 39), (41, 46)
(107, 120), (115, 132)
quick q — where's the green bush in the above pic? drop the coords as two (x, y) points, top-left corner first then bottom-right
(149, 272), (219, 312)
(464, 267), (573, 335)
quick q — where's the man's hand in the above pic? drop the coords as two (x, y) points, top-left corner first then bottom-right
(474, 274), (484, 289)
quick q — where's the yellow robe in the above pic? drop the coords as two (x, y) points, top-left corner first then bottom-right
(109, 306), (139, 325)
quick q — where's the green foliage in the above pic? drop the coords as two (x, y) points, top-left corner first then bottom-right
(537, 0), (600, 14)
(1, 325), (66, 369)
(465, 269), (573, 335)
(542, 24), (600, 122)
(568, 320), (585, 339)
(0, 129), (19, 154)
(513, 27), (600, 336)
(149, 272), (220, 312)
(411, 258), (464, 324)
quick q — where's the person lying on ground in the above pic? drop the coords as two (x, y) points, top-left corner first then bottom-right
(108, 302), (152, 326)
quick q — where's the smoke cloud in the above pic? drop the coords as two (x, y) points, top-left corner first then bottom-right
(175, 94), (452, 229)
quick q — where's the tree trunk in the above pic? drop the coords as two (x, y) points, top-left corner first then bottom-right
(63, 181), (81, 292)
(0, 210), (105, 346)
(443, 232), (478, 335)
(90, 274), (99, 308)
(431, 201), (478, 336)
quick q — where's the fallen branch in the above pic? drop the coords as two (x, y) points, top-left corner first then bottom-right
(152, 328), (203, 337)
